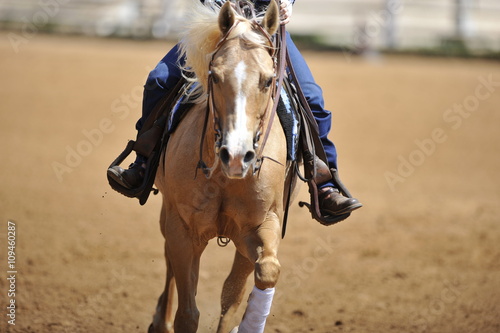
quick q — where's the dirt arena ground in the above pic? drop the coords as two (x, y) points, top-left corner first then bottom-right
(0, 32), (499, 333)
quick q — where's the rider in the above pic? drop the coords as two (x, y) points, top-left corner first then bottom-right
(108, 0), (362, 218)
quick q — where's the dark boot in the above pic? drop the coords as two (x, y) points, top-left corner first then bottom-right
(107, 163), (145, 190)
(318, 187), (362, 216)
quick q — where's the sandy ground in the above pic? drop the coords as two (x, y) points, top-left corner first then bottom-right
(0, 32), (499, 333)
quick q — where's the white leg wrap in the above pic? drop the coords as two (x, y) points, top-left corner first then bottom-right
(238, 286), (275, 333)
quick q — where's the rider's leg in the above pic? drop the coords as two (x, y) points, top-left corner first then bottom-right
(285, 32), (337, 186)
(136, 44), (183, 133)
(133, 44), (184, 165)
(286, 32), (362, 215)
(107, 44), (184, 189)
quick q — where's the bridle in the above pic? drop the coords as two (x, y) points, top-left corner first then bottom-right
(197, 2), (287, 178)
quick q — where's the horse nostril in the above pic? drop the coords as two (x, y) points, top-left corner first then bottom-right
(219, 147), (230, 165)
(219, 147), (255, 166)
(244, 150), (256, 163)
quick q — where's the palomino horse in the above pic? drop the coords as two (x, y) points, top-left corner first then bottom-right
(151, 1), (289, 332)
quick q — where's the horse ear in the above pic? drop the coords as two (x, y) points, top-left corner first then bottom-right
(262, 0), (279, 36)
(219, 1), (235, 35)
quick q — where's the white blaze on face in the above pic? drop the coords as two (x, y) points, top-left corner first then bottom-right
(226, 60), (250, 152)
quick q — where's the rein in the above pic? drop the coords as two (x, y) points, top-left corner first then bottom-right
(254, 23), (287, 173)
(196, 10), (287, 178)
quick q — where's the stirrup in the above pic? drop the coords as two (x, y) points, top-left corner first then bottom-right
(299, 168), (356, 226)
(298, 201), (351, 226)
(107, 140), (160, 205)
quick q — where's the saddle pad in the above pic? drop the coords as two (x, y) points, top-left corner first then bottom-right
(277, 78), (300, 161)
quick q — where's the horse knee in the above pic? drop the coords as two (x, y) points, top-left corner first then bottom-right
(254, 256), (281, 290)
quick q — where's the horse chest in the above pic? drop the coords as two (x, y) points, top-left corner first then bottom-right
(176, 184), (268, 232)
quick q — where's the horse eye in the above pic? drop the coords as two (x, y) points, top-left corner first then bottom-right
(264, 77), (273, 89)
(211, 74), (220, 84)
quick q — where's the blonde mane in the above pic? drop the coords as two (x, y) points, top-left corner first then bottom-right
(178, 1), (270, 103)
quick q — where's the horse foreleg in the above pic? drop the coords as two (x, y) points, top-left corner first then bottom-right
(150, 203), (176, 333)
(237, 214), (281, 333)
(164, 219), (206, 333)
(149, 257), (175, 333)
(172, 250), (204, 332)
(165, 265), (175, 331)
(217, 249), (254, 333)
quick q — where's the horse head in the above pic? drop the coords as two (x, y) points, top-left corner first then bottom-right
(209, 1), (279, 178)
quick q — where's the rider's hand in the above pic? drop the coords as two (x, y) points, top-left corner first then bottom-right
(279, 0), (293, 25)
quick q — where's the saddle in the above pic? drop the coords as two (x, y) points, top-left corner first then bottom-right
(107, 30), (356, 230)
